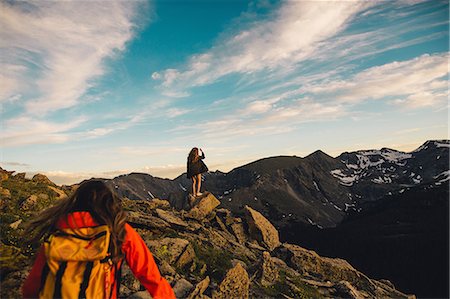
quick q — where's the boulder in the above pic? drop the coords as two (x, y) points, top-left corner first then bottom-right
(173, 278), (194, 298)
(244, 206), (280, 251)
(32, 173), (55, 185)
(260, 251), (279, 287)
(187, 276), (210, 299)
(156, 208), (188, 227)
(127, 211), (170, 229)
(20, 195), (38, 210)
(175, 243), (196, 269)
(186, 192), (220, 220)
(212, 263), (250, 299)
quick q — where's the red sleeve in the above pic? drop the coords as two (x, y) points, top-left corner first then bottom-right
(122, 224), (175, 299)
(22, 245), (46, 298)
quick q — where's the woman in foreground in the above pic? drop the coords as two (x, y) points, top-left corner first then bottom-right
(22, 179), (175, 299)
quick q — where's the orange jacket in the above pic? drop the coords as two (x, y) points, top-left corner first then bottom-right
(22, 212), (175, 299)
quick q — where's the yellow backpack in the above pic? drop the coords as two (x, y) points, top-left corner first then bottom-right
(40, 225), (119, 299)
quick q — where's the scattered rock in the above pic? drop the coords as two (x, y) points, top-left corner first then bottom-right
(212, 263), (250, 299)
(9, 219), (22, 230)
(275, 243), (377, 295)
(186, 193), (220, 220)
(244, 205), (280, 251)
(173, 278), (194, 298)
(260, 251), (279, 287)
(156, 208), (188, 227)
(187, 276), (210, 299)
(335, 280), (364, 299)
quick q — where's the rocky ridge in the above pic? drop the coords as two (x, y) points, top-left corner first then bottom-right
(0, 169), (414, 298)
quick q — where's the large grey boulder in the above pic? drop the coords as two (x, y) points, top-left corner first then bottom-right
(244, 205), (280, 251)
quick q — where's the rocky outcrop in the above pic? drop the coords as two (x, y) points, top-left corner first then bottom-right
(212, 263), (250, 299)
(186, 192), (220, 220)
(245, 205), (280, 251)
(32, 173), (55, 186)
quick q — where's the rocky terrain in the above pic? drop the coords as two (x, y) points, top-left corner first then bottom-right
(0, 168), (415, 298)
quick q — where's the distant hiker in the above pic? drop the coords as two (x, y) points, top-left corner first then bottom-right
(187, 147), (209, 197)
(22, 179), (175, 299)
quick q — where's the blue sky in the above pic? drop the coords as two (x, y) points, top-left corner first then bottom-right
(1, 0), (448, 184)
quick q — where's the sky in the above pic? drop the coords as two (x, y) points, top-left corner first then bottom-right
(1, 0), (449, 185)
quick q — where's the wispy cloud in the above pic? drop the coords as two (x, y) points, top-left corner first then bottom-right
(303, 53), (448, 107)
(2, 116), (86, 147)
(152, 1), (373, 90)
(1, 1), (144, 114)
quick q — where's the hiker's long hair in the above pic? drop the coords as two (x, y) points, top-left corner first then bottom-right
(188, 147), (199, 164)
(24, 180), (126, 262)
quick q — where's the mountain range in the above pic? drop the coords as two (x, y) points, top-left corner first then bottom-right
(103, 139), (449, 298)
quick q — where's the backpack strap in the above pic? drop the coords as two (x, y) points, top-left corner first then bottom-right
(39, 262), (50, 294)
(78, 261), (94, 299)
(54, 261), (68, 298)
(114, 261), (123, 298)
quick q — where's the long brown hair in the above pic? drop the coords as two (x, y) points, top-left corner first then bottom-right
(24, 179), (127, 261)
(188, 147), (199, 163)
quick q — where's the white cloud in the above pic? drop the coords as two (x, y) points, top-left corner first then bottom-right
(304, 53), (449, 107)
(1, 116), (86, 147)
(0, 1), (144, 114)
(152, 0), (373, 90)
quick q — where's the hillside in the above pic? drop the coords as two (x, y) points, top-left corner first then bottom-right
(0, 169), (414, 298)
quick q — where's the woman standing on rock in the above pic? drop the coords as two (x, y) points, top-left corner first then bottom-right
(187, 147), (209, 197)
(22, 179), (175, 299)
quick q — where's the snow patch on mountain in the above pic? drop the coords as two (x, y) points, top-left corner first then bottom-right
(330, 169), (358, 186)
(434, 170), (450, 184)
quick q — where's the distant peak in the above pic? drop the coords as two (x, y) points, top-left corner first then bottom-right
(305, 149), (333, 159)
(412, 139), (450, 152)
